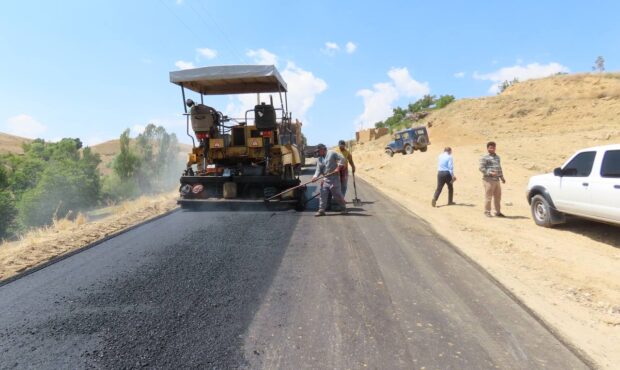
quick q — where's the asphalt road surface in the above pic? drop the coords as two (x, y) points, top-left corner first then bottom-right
(0, 169), (590, 369)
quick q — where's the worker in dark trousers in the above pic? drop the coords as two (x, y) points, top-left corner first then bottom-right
(432, 147), (456, 207)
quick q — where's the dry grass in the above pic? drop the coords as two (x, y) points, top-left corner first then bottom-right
(0, 132), (30, 155)
(0, 191), (178, 280)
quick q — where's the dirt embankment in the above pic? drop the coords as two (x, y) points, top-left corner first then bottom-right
(354, 73), (620, 369)
(0, 193), (178, 281)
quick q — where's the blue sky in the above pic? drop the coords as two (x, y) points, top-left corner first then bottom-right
(1, 0), (618, 147)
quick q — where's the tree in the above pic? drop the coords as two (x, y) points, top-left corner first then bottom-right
(435, 95), (455, 109)
(498, 78), (519, 94)
(593, 56), (605, 72)
(0, 190), (17, 239)
(407, 94), (436, 113)
(113, 129), (140, 181)
(0, 166), (17, 239)
(134, 124), (181, 192)
(18, 160), (97, 227)
(8, 139), (102, 228)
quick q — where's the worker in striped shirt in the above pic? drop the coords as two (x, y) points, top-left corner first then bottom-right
(479, 141), (506, 217)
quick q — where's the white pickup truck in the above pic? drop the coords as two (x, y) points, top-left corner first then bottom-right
(526, 144), (620, 227)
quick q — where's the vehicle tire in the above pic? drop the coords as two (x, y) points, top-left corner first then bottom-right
(404, 145), (413, 154)
(531, 195), (554, 227)
(385, 148), (394, 157)
(417, 136), (428, 146)
(420, 146), (428, 152)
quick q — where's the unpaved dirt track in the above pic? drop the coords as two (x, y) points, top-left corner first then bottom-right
(0, 170), (589, 369)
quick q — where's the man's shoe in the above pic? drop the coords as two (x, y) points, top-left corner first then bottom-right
(448, 201), (456, 205)
(495, 212), (506, 217)
(484, 211), (492, 217)
(431, 199), (437, 207)
(315, 211), (326, 217)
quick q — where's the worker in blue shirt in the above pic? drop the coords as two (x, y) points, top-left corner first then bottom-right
(432, 147), (457, 207)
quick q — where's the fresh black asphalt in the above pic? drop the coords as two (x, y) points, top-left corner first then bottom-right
(0, 170), (591, 369)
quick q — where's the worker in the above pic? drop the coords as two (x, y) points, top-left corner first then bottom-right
(432, 147), (456, 207)
(312, 143), (347, 216)
(479, 141), (506, 217)
(334, 139), (356, 196)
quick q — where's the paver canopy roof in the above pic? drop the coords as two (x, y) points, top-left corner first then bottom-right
(169, 65), (287, 95)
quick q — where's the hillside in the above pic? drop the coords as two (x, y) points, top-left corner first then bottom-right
(0, 132), (31, 154)
(353, 72), (620, 368)
(90, 139), (192, 175)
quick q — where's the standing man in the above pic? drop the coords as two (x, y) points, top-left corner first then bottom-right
(479, 141), (506, 217)
(334, 139), (356, 196)
(312, 144), (347, 216)
(432, 147), (456, 207)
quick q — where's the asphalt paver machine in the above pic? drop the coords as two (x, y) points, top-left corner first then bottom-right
(169, 65), (306, 209)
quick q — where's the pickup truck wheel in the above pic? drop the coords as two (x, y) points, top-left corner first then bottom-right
(404, 144), (413, 154)
(385, 148), (394, 157)
(531, 195), (554, 227)
(420, 146), (428, 152)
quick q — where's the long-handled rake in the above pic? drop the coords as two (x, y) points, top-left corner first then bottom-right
(352, 172), (362, 206)
(265, 169), (339, 202)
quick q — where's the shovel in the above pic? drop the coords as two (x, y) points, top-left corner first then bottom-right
(352, 172), (362, 206)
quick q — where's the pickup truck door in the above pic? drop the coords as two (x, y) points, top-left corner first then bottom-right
(589, 149), (620, 222)
(554, 151), (596, 216)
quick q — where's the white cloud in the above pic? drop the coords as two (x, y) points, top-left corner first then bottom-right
(281, 62), (327, 119)
(322, 42), (340, 56)
(356, 83), (399, 130)
(225, 53), (327, 124)
(345, 42), (357, 54)
(355, 67), (429, 129)
(175, 60), (195, 70)
(4, 114), (47, 138)
(246, 49), (278, 65)
(474, 62), (569, 93)
(176, 0), (183, 4)
(325, 42), (339, 50)
(454, 71), (465, 78)
(196, 47), (217, 60)
(225, 95), (258, 120)
(387, 67), (430, 97)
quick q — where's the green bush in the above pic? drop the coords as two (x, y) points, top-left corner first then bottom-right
(18, 158), (101, 227)
(375, 94), (456, 132)
(102, 173), (139, 201)
(435, 95), (455, 109)
(0, 190), (17, 239)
